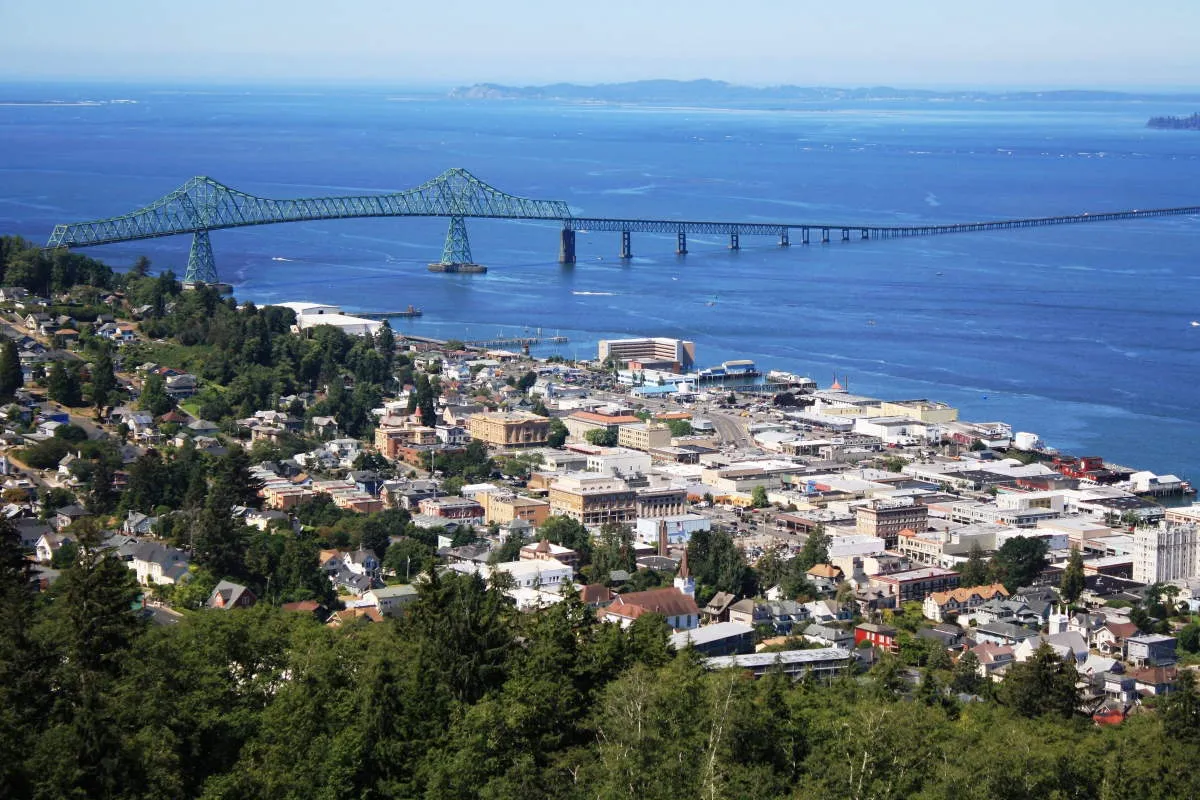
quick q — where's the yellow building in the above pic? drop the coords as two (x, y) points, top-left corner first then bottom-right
(467, 411), (550, 448)
(375, 420), (438, 459)
(482, 491), (551, 527)
(879, 400), (959, 424)
(618, 422), (673, 451)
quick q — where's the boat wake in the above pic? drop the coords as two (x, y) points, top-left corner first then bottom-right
(572, 290), (616, 296)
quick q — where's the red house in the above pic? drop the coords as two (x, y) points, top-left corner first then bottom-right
(854, 622), (899, 653)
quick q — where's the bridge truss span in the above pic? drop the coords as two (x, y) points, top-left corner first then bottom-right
(43, 166), (1200, 280)
(46, 168), (572, 250)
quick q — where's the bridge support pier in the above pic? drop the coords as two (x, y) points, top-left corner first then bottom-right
(861, 228), (869, 240)
(185, 230), (218, 284)
(841, 228), (850, 242)
(558, 228), (576, 264)
(676, 231), (687, 255)
(436, 215), (477, 267)
(729, 232), (740, 250)
(779, 229), (790, 247)
(620, 231), (632, 260)
(802, 227), (810, 245)
(821, 228), (830, 244)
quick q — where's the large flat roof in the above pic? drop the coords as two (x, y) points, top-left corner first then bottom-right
(670, 622), (754, 649)
(704, 647), (853, 670)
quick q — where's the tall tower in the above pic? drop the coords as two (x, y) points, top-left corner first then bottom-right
(674, 549), (695, 598)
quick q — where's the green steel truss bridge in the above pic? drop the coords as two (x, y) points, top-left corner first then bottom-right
(44, 167), (1200, 283)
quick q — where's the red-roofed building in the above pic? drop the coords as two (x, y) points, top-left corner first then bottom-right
(1092, 621), (1140, 656)
(1092, 707), (1126, 726)
(922, 583), (1009, 622)
(969, 642), (1015, 679)
(599, 587), (700, 631)
(580, 583), (615, 608)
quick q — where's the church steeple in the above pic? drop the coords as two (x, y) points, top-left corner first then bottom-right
(674, 550), (695, 598)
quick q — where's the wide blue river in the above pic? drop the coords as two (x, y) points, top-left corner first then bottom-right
(1, 83), (1198, 480)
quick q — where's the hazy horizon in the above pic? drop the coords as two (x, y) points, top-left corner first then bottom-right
(4, 77), (1200, 96)
(4, 0), (1199, 89)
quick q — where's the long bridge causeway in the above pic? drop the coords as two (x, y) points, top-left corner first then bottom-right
(43, 168), (1200, 283)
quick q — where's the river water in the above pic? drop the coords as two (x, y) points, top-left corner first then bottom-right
(1, 83), (1198, 478)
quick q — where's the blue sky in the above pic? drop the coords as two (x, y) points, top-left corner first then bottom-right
(3, 0), (1199, 88)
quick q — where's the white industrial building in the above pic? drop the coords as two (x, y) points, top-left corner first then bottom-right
(275, 302), (383, 336)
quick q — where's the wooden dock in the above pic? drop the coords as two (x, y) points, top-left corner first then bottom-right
(357, 306), (423, 319)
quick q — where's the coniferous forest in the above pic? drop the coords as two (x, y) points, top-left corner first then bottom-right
(3, 519), (1200, 800)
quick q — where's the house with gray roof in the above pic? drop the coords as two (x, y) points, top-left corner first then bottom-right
(973, 620), (1039, 647)
(207, 580), (256, 609)
(14, 518), (52, 550)
(803, 622), (854, 648)
(128, 541), (190, 585)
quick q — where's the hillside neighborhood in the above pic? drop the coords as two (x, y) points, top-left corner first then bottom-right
(2, 242), (1200, 798)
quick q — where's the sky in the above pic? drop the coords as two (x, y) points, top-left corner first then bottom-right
(3, 0), (1200, 89)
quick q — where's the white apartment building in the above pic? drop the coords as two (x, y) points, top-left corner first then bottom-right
(1134, 524), (1200, 585)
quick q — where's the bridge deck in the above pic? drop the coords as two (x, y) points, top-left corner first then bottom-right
(567, 206), (1200, 237)
(41, 167), (1200, 284)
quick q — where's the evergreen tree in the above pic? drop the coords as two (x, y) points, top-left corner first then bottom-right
(86, 458), (116, 515)
(210, 446), (261, 510)
(1060, 546), (1086, 605)
(360, 516), (392, 562)
(686, 528), (754, 599)
(29, 520), (142, 798)
(958, 540), (990, 588)
(191, 507), (247, 580)
(1160, 669), (1200, 743)
(998, 642), (1080, 718)
(989, 536), (1049, 592)
(951, 650), (983, 695)
(0, 518), (39, 798)
(591, 522), (635, 582)
(0, 340), (21, 400)
(90, 347), (117, 410)
(376, 320), (395, 371)
(795, 525), (831, 571)
(139, 372), (173, 416)
(47, 360), (82, 406)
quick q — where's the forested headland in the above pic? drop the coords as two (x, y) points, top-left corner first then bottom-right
(1147, 112), (1200, 130)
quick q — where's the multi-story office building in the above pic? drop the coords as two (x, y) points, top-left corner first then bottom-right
(548, 473), (637, 527)
(467, 411), (550, 448)
(598, 337), (696, 372)
(618, 422), (673, 452)
(1133, 524), (1200, 584)
(855, 498), (929, 549)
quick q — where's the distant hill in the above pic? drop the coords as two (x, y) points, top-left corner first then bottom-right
(449, 80), (1200, 104)
(1147, 112), (1200, 130)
